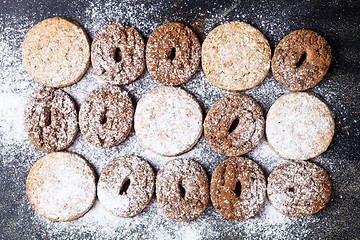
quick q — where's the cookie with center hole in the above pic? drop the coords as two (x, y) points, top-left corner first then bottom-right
(91, 22), (145, 85)
(266, 92), (334, 160)
(79, 84), (134, 148)
(202, 21), (271, 91)
(272, 29), (331, 91)
(210, 156), (266, 220)
(22, 17), (90, 87)
(97, 156), (155, 217)
(156, 158), (209, 221)
(24, 86), (78, 152)
(26, 152), (96, 221)
(267, 161), (331, 216)
(134, 86), (203, 156)
(204, 93), (264, 156)
(146, 22), (201, 86)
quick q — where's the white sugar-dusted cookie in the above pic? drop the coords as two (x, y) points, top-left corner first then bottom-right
(22, 17), (90, 87)
(202, 21), (271, 91)
(134, 86), (203, 156)
(26, 152), (96, 221)
(266, 92), (334, 160)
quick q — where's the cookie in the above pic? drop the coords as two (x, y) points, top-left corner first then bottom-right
(79, 84), (133, 148)
(26, 152), (96, 221)
(146, 22), (201, 85)
(272, 29), (332, 91)
(202, 21), (271, 91)
(210, 157), (266, 220)
(24, 86), (78, 152)
(91, 22), (145, 85)
(156, 159), (209, 221)
(22, 17), (90, 87)
(204, 94), (264, 156)
(266, 92), (335, 160)
(97, 156), (155, 217)
(134, 86), (202, 156)
(267, 161), (331, 216)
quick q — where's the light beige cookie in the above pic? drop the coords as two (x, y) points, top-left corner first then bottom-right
(22, 17), (90, 87)
(202, 21), (271, 91)
(266, 92), (335, 160)
(134, 86), (202, 156)
(26, 152), (96, 221)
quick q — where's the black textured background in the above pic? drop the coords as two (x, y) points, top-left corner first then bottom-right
(0, 0), (359, 239)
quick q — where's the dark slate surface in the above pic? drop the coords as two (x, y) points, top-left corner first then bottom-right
(0, 0), (359, 239)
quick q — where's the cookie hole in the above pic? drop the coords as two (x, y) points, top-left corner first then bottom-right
(169, 47), (176, 61)
(296, 52), (307, 68)
(115, 47), (122, 63)
(179, 181), (186, 198)
(288, 187), (295, 193)
(100, 109), (108, 125)
(45, 111), (51, 127)
(229, 118), (240, 134)
(235, 181), (241, 197)
(119, 179), (131, 195)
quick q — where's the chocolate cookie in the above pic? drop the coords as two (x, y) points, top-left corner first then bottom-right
(266, 92), (335, 160)
(210, 157), (266, 220)
(91, 23), (145, 85)
(26, 152), (96, 221)
(24, 86), (78, 152)
(267, 161), (331, 216)
(202, 21), (271, 91)
(79, 84), (133, 148)
(146, 22), (201, 85)
(272, 29), (332, 91)
(97, 156), (155, 217)
(156, 159), (209, 221)
(22, 17), (90, 87)
(134, 86), (202, 156)
(204, 94), (264, 156)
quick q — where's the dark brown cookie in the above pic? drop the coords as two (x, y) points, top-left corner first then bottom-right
(91, 23), (145, 85)
(267, 161), (331, 216)
(203, 94), (264, 156)
(146, 22), (201, 86)
(24, 86), (78, 152)
(272, 29), (332, 91)
(79, 84), (133, 148)
(156, 159), (209, 221)
(97, 156), (155, 217)
(210, 157), (266, 220)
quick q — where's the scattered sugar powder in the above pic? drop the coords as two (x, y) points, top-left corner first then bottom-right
(0, 1), (342, 239)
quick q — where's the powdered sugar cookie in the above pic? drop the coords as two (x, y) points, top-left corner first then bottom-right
(97, 156), (155, 217)
(134, 86), (202, 156)
(202, 21), (271, 91)
(266, 92), (335, 160)
(22, 17), (90, 87)
(156, 158), (209, 221)
(267, 161), (331, 216)
(26, 152), (96, 221)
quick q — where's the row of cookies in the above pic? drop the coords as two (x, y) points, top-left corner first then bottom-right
(23, 18), (331, 91)
(26, 152), (331, 222)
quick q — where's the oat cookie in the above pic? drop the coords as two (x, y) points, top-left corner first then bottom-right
(267, 161), (331, 216)
(146, 22), (201, 85)
(26, 152), (96, 221)
(97, 156), (155, 217)
(210, 157), (266, 220)
(24, 86), (78, 152)
(266, 92), (335, 160)
(156, 159), (209, 221)
(272, 29), (331, 91)
(79, 84), (133, 148)
(91, 22), (145, 85)
(134, 86), (202, 156)
(202, 21), (271, 91)
(204, 94), (264, 156)
(22, 17), (90, 87)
